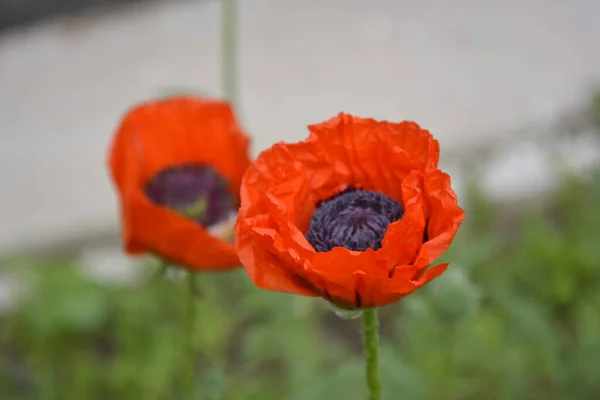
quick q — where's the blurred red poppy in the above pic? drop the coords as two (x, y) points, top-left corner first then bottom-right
(108, 96), (251, 270)
(235, 113), (464, 307)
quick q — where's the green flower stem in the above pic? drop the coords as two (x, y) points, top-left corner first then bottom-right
(221, 0), (238, 105)
(362, 308), (381, 400)
(153, 260), (169, 280)
(185, 271), (198, 397)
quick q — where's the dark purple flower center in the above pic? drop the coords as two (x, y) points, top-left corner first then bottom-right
(305, 188), (404, 252)
(145, 164), (236, 227)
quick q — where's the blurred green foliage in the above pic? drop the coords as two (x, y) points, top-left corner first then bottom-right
(2, 168), (600, 399)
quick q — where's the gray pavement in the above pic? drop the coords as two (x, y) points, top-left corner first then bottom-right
(1, 0), (599, 254)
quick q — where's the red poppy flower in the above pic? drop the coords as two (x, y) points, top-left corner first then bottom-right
(235, 113), (464, 308)
(108, 96), (251, 270)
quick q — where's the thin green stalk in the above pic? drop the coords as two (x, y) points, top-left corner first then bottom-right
(152, 260), (169, 281)
(362, 308), (381, 400)
(221, 0), (238, 106)
(185, 272), (198, 397)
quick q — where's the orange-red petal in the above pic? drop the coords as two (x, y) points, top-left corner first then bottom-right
(306, 113), (440, 198)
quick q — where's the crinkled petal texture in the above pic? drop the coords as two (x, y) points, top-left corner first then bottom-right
(235, 113), (464, 307)
(108, 96), (251, 270)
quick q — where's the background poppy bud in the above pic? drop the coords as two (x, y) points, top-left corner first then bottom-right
(428, 267), (480, 324)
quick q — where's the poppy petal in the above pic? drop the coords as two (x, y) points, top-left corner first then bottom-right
(407, 170), (465, 277)
(110, 97), (249, 194)
(235, 217), (317, 296)
(306, 113), (439, 198)
(360, 263), (450, 307)
(378, 170), (427, 268)
(125, 192), (240, 268)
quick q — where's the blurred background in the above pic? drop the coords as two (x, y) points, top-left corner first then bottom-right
(1, 0), (600, 399)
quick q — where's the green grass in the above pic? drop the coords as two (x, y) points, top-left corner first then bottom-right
(2, 167), (600, 399)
